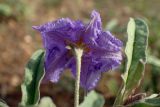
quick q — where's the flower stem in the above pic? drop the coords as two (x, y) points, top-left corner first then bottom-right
(74, 48), (83, 107)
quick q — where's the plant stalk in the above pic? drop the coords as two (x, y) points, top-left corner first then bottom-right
(74, 48), (83, 107)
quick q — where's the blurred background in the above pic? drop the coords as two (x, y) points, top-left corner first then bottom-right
(0, 0), (160, 107)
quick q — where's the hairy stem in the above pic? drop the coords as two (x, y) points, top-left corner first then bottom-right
(74, 48), (83, 107)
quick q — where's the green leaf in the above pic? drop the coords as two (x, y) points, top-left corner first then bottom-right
(38, 97), (56, 107)
(80, 91), (105, 107)
(106, 19), (118, 31)
(20, 49), (45, 106)
(21, 97), (56, 107)
(128, 97), (160, 107)
(0, 99), (9, 107)
(0, 4), (12, 17)
(114, 18), (149, 106)
(147, 55), (160, 67)
(125, 18), (149, 91)
(123, 18), (136, 83)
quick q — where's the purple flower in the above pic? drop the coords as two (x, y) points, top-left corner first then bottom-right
(33, 10), (123, 90)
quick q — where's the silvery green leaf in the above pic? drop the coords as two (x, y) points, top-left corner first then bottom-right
(114, 18), (149, 106)
(125, 18), (149, 91)
(80, 91), (105, 107)
(128, 97), (160, 107)
(20, 49), (45, 106)
(0, 99), (9, 107)
(38, 97), (56, 107)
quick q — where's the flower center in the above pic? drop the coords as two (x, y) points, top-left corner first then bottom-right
(65, 38), (90, 54)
